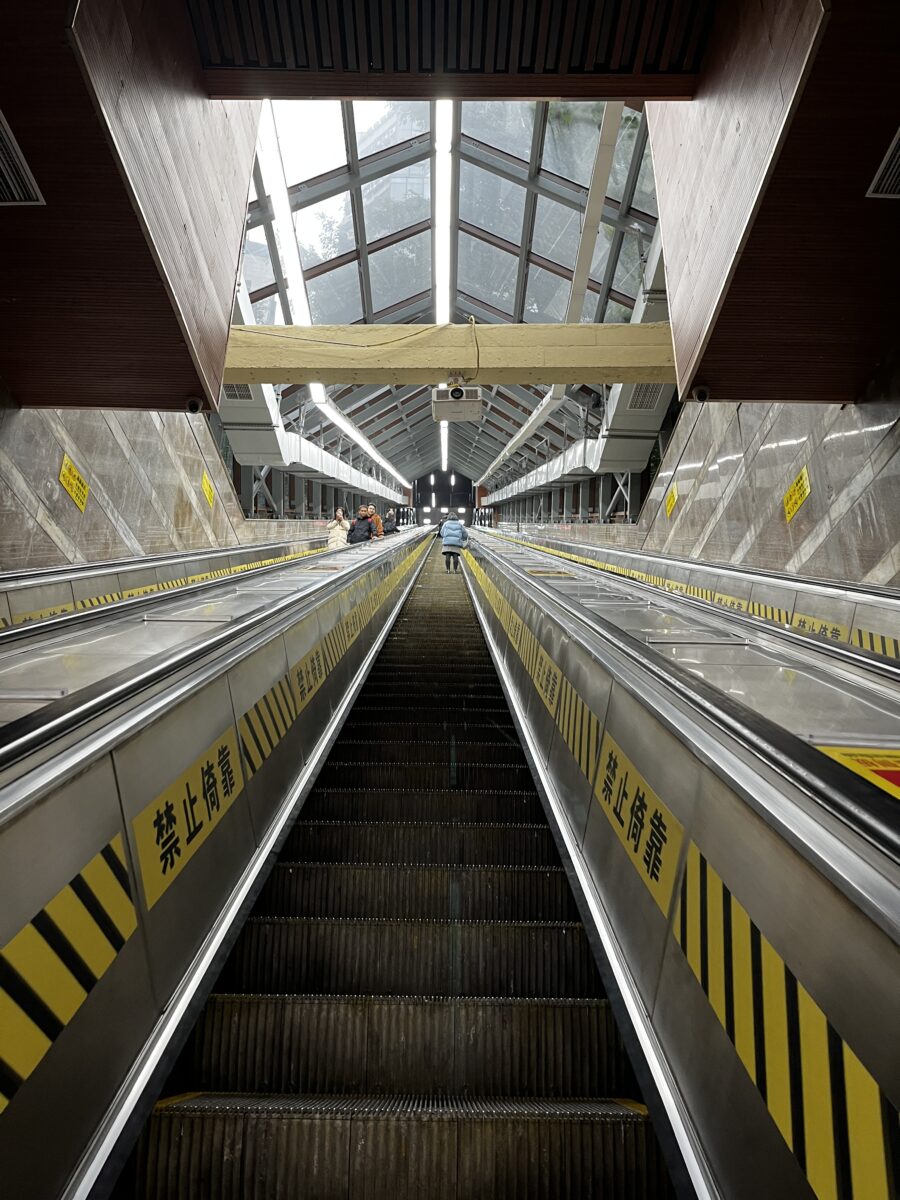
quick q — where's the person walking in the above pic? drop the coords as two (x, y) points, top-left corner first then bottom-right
(366, 503), (384, 538)
(326, 506), (350, 550)
(440, 512), (467, 574)
(347, 505), (375, 544)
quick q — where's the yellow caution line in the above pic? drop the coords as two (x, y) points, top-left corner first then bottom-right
(674, 843), (897, 1200)
(490, 533), (898, 664)
(0, 835), (136, 1118)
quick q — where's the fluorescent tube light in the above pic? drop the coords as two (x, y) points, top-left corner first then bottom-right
(434, 100), (453, 325)
(440, 420), (449, 472)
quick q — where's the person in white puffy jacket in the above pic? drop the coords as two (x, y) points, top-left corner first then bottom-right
(326, 506), (350, 550)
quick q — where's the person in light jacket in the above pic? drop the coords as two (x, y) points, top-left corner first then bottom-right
(326, 506), (350, 550)
(440, 514), (467, 574)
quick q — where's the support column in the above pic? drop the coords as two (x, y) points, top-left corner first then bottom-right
(599, 474), (614, 522)
(627, 473), (642, 523)
(563, 485), (574, 523)
(312, 481), (322, 519)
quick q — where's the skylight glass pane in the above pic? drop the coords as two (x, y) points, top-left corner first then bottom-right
(458, 233), (518, 314)
(458, 161), (526, 241)
(461, 102), (535, 161)
(632, 140), (658, 217)
(590, 223), (615, 283)
(580, 293), (600, 323)
(532, 196), (581, 268)
(369, 230), (431, 312)
(273, 100), (347, 185)
(294, 192), (356, 267)
(523, 266), (570, 323)
(607, 109), (641, 204)
(613, 233), (643, 298)
(243, 226), (275, 292)
(252, 293), (283, 325)
(307, 261), (363, 324)
(354, 101), (430, 158)
(362, 160), (430, 242)
(604, 299), (633, 324)
(542, 102), (605, 185)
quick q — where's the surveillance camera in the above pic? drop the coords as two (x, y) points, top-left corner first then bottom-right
(186, 396), (203, 414)
(690, 385), (710, 403)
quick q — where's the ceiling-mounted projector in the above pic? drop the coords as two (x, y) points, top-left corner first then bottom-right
(431, 384), (483, 422)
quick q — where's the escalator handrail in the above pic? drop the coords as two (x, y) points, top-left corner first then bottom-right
(474, 537), (900, 884)
(0, 530), (428, 808)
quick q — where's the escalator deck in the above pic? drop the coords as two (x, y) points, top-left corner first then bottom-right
(140, 546), (673, 1198)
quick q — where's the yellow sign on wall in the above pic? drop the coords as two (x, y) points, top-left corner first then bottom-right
(201, 470), (215, 508)
(132, 727), (245, 908)
(593, 730), (685, 913)
(665, 481), (678, 518)
(59, 453), (89, 512)
(783, 465), (811, 522)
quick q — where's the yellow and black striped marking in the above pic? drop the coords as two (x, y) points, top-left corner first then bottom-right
(555, 675), (601, 782)
(674, 843), (899, 1200)
(0, 835), (136, 1117)
(748, 601), (792, 624)
(76, 591), (123, 610)
(852, 626), (900, 661)
(238, 674), (299, 777)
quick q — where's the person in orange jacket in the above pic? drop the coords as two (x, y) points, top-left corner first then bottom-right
(367, 503), (384, 538)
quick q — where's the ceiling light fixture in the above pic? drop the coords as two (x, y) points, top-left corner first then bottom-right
(440, 420), (449, 472)
(308, 382), (412, 489)
(434, 100), (453, 325)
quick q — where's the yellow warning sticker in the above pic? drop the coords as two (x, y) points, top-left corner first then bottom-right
(593, 730), (684, 913)
(201, 470), (215, 508)
(783, 465), (811, 522)
(791, 613), (849, 643)
(817, 746), (900, 801)
(132, 727), (245, 908)
(12, 602), (75, 624)
(665, 482), (678, 519)
(59, 453), (89, 512)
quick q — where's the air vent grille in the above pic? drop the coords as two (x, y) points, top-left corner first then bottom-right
(627, 384), (664, 411)
(0, 111), (43, 206)
(224, 383), (253, 401)
(867, 128), (900, 198)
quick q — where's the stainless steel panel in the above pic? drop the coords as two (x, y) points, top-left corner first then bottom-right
(7, 581), (75, 623)
(71, 572), (121, 606)
(0, 757), (156, 1200)
(113, 678), (257, 1002)
(747, 580), (798, 617)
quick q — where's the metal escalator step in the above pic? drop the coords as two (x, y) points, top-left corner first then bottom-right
(282, 822), (558, 866)
(300, 789), (544, 823)
(142, 1095), (666, 1200)
(222, 918), (603, 998)
(313, 761), (534, 789)
(359, 682), (506, 697)
(257, 864), (578, 920)
(351, 704), (514, 721)
(358, 721), (514, 738)
(328, 740), (526, 766)
(191, 995), (622, 1095)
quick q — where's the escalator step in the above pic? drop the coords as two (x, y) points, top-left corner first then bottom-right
(142, 1095), (665, 1200)
(257, 864), (578, 920)
(314, 761), (533, 789)
(191, 995), (622, 1095)
(282, 822), (557, 866)
(351, 705), (514, 722)
(300, 789), (544, 823)
(223, 918), (603, 998)
(353, 723), (518, 744)
(330, 739), (525, 765)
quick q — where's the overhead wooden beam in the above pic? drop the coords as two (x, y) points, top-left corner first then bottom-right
(225, 323), (676, 387)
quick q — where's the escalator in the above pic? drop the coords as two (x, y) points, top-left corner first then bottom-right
(136, 546), (674, 1198)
